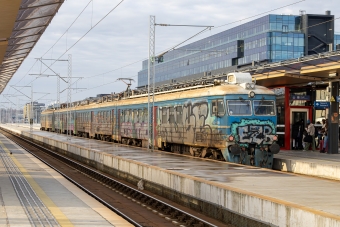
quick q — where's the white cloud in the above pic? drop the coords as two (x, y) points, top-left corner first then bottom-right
(4, 0), (340, 106)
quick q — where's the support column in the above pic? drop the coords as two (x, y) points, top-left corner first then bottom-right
(328, 81), (339, 154)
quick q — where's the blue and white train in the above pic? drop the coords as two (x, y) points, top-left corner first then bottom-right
(41, 73), (280, 168)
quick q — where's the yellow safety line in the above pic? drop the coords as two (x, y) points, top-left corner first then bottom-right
(0, 140), (74, 227)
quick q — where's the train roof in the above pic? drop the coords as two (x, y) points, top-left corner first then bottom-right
(43, 82), (274, 113)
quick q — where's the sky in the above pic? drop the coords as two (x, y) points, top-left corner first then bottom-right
(2, 0), (340, 109)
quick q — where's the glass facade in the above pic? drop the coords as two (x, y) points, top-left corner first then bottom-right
(334, 34), (340, 49)
(138, 14), (306, 87)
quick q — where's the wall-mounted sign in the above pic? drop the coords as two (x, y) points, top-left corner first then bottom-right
(290, 95), (310, 100)
(314, 101), (330, 110)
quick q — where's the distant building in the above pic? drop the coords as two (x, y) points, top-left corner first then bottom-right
(138, 11), (339, 87)
(23, 102), (45, 123)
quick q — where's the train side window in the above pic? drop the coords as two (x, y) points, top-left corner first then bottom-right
(125, 110), (130, 122)
(169, 107), (175, 124)
(176, 106), (183, 124)
(211, 99), (225, 117)
(162, 107), (168, 124)
(134, 109), (138, 122)
(143, 108), (148, 123)
(138, 109), (143, 122)
(120, 110), (124, 122)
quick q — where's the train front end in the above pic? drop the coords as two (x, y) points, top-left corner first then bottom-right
(223, 73), (279, 168)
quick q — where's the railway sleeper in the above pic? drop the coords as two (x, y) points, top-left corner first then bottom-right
(163, 207), (172, 215)
(178, 214), (187, 222)
(170, 210), (179, 219)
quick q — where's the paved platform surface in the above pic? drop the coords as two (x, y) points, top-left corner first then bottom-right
(274, 150), (340, 180)
(2, 124), (340, 227)
(0, 126), (132, 227)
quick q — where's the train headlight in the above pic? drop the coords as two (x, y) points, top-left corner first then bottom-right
(228, 135), (234, 142)
(273, 135), (278, 141)
(248, 91), (255, 98)
(246, 83), (251, 89)
(250, 83), (255, 89)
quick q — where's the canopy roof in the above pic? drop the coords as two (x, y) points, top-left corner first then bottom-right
(0, 0), (64, 93)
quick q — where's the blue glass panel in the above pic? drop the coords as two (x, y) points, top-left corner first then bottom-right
(287, 51), (293, 59)
(275, 36), (282, 44)
(276, 23), (282, 30)
(269, 15), (276, 22)
(270, 23), (276, 30)
(273, 44), (281, 50)
(298, 38), (304, 46)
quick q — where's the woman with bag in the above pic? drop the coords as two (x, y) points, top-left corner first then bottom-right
(304, 119), (315, 151)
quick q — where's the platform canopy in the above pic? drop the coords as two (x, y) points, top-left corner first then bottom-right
(244, 51), (340, 88)
(0, 0), (64, 94)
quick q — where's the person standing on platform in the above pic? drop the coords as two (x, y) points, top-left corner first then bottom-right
(304, 119), (315, 151)
(321, 120), (328, 153)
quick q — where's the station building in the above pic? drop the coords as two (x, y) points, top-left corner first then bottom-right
(137, 11), (339, 150)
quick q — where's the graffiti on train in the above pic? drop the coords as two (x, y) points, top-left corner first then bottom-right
(159, 100), (223, 145)
(230, 119), (276, 144)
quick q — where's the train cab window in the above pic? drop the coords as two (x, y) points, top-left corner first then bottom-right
(169, 107), (175, 124)
(162, 107), (168, 124)
(253, 100), (275, 116)
(176, 106), (183, 124)
(227, 100), (252, 116)
(211, 99), (225, 117)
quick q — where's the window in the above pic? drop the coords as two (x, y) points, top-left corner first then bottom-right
(176, 106), (183, 124)
(227, 100), (252, 115)
(162, 107), (168, 124)
(143, 108), (148, 123)
(254, 100), (275, 115)
(169, 107), (175, 124)
(211, 99), (225, 116)
(134, 109), (138, 122)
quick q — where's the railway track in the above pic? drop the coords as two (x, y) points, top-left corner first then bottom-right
(0, 128), (229, 227)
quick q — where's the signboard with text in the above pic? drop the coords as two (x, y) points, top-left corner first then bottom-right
(314, 101), (330, 110)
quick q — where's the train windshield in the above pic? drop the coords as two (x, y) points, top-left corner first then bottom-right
(253, 100), (275, 115)
(227, 100), (252, 115)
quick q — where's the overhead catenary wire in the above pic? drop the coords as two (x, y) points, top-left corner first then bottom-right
(9, 0), (337, 105)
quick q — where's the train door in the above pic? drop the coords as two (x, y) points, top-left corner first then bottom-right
(290, 108), (309, 149)
(111, 109), (116, 141)
(117, 109), (121, 142)
(52, 113), (55, 132)
(153, 106), (158, 147)
(90, 111), (94, 138)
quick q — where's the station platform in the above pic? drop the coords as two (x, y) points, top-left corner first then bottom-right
(0, 125), (132, 227)
(274, 150), (340, 181)
(2, 124), (340, 227)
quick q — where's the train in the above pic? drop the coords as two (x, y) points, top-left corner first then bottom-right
(41, 72), (280, 168)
